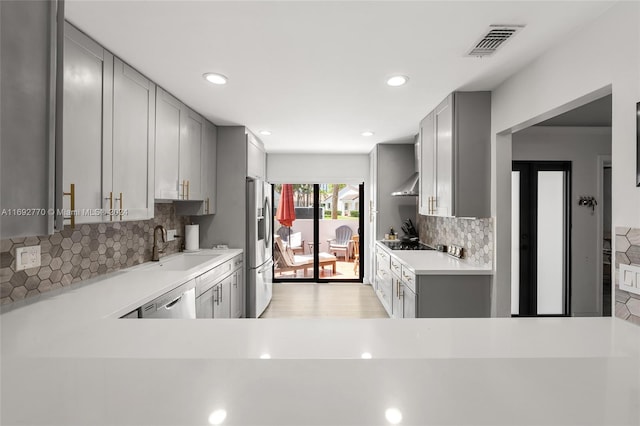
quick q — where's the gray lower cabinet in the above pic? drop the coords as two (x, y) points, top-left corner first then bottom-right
(375, 245), (393, 316)
(230, 255), (244, 318)
(402, 285), (417, 319)
(195, 253), (245, 319)
(376, 243), (491, 318)
(213, 275), (231, 318)
(196, 286), (215, 319)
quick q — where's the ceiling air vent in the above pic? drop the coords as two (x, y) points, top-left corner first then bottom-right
(467, 25), (525, 57)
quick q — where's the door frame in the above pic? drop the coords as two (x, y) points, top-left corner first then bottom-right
(272, 183), (364, 283)
(595, 155), (612, 316)
(512, 161), (572, 317)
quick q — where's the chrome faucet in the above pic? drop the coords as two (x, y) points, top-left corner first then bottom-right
(152, 225), (167, 261)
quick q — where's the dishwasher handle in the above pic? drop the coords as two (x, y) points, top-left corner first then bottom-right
(164, 295), (183, 309)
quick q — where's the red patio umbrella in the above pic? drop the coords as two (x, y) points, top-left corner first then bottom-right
(276, 184), (296, 232)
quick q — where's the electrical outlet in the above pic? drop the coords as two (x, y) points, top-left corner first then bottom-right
(620, 264), (640, 296)
(15, 246), (41, 271)
(166, 229), (177, 241)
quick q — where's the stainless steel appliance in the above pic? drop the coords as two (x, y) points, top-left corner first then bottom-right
(141, 280), (196, 319)
(247, 179), (274, 318)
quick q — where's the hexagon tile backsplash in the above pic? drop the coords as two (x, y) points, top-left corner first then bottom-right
(416, 215), (493, 266)
(0, 203), (187, 305)
(614, 227), (640, 326)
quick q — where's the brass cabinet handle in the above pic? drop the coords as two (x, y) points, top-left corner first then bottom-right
(186, 180), (190, 200)
(106, 191), (113, 221)
(119, 192), (123, 220)
(179, 180), (185, 200)
(63, 183), (76, 228)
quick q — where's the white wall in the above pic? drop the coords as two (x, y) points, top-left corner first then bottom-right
(267, 153), (369, 184)
(512, 126), (612, 316)
(490, 2), (640, 316)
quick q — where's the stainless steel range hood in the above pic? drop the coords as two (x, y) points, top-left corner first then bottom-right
(391, 172), (419, 196)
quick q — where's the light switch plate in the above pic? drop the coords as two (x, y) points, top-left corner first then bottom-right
(619, 264), (640, 295)
(15, 246), (41, 271)
(167, 229), (177, 242)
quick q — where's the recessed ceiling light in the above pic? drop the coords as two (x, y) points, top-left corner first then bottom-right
(361, 131), (374, 137)
(361, 352), (372, 359)
(260, 353), (271, 359)
(385, 408), (403, 425)
(203, 73), (228, 85)
(260, 130), (272, 136)
(386, 75), (409, 87)
(208, 409), (227, 425)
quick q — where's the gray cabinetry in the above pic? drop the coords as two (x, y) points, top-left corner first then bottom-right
(0, 0), (60, 237)
(367, 143), (417, 284)
(230, 255), (244, 318)
(62, 23), (113, 225)
(246, 132), (266, 180)
(374, 245), (392, 316)
(111, 57), (156, 221)
(154, 88), (206, 203)
(376, 243), (491, 318)
(419, 92), (491, 218)
(154, 87), (182, 200)
(195, 253), (245, 319)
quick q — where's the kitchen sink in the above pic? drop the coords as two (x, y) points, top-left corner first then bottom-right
(137, 253), (221, 271)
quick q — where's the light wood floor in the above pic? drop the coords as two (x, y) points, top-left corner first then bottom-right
(275, 259), (360, 280)
(260, 283), (389, 319)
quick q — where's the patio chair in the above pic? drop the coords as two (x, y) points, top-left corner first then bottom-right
(276, 227), (304, 254)
(352, 234), (360, 274)
(273, 236), (336, 277)
(327, 225), (353, 261)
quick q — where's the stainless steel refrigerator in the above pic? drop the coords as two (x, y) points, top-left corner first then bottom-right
(246, 179), (273, 317)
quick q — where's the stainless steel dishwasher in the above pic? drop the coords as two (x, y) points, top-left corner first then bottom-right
(141, 279), (196, 319)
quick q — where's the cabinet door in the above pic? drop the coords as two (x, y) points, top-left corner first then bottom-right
(62, 24), (112, 224)
(154, 87), (181, 200)
(246, 133), (266, 179)
(392, 277), (403, 319)
(180, 109), (204, 200)
(111, 58), (155, 221)
(230, 266), (244, 318)
(435, 95), (454, 216)
(419, 111), (435, 215)
(213, 276), (232, 318)
(402, 284), (417, 318)
(201, 120), (217, 214)
(196, 287), (214, 319)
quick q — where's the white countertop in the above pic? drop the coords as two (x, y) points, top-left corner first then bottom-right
(377, 241), (493, 275)
(2, 250), (639, 425)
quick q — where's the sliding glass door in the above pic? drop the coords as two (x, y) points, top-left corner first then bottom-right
(272, 183), (364, 282)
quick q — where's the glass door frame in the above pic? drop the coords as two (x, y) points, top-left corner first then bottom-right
(272, 183), (364, 283)
(512, 161), (572, 317)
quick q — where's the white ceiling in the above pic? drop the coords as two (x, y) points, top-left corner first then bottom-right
(66, 1), (615, 153)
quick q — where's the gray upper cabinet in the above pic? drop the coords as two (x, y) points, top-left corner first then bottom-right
(155, 87), (182, 200)
(180, 108), (204, 201)
(419, 92), (491, 218)
(201, 121), (218, 215)
(246, 132), (266, 180)
(155, 87), (208, 204)
(0, 0), (60, 238)
(62, 23), (113, 225)
(111, 57), (156, 221)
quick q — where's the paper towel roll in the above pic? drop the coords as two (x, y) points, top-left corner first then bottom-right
(185, 224), (200, 251)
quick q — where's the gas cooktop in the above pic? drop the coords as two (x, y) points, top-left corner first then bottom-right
(381, 240), (434, 251)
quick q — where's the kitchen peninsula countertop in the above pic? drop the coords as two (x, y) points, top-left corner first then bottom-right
(376, 240), (493, 275)
(2, 251), (639, 425)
